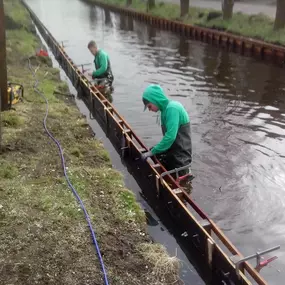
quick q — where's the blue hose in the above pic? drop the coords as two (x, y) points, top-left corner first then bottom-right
(28, 59), (109, 285)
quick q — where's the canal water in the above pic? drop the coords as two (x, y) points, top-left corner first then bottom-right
(27, 0), (285, 284)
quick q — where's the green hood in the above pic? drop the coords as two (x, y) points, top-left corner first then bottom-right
(142, 85), (169, 111)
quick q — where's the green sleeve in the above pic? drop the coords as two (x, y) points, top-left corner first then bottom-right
(151, 107), (179, 155)
(92, 52), (108, 77)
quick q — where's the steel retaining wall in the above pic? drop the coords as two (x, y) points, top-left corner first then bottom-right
(22, 1), (270, 284)
(84, 0), (285, 66)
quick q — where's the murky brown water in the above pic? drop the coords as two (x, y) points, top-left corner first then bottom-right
(27, 0), (285, 284)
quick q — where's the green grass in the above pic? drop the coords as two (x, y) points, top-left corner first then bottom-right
(1, 111), (23, 127)
(4, 0), (33, 30)
(56, 81), (70, 94)
(6, 29), (38, 58)
(1, 0), (180, 284)
(118, 189), (145, 222)
(91, 0), (285, 46)
(0, 160), (19, 179)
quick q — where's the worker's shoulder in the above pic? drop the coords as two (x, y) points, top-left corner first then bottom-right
(99, 49), (109, 57)
(167, 100), (184, 111)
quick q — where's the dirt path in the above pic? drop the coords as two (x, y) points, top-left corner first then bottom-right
(162, 0), (276, 18)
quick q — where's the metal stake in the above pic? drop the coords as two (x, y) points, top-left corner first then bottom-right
(160, 164), (192, 180)
(230, 245), (280, 277)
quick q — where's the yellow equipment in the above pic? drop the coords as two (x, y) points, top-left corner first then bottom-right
(7, 82), (24, 107)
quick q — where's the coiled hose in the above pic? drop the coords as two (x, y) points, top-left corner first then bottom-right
(28, 58), (109, 285)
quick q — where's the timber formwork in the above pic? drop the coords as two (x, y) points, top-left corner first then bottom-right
(85, 0), (285, 66)
(22, 1), (270, 284)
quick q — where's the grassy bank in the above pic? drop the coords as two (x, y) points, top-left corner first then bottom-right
(89, 0), (285, 46)
(0, 0), (181, 284)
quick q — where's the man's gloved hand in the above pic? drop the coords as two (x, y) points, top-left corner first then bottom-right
(141, 151), (153, 161)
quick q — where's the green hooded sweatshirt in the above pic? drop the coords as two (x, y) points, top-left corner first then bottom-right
(142, 85), (190, 155)
(92, 49), (113, 79)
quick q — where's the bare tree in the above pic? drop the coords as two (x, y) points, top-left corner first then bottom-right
(222, 0), (234, 20)
(180, 0), (189, 17)
(274, 0), (285, 30)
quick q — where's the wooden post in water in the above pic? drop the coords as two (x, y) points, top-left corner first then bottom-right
(0, 0), (8, 112)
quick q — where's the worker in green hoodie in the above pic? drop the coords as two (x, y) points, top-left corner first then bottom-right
(87, 40), (114, 88)
(141, 84), (193, 191)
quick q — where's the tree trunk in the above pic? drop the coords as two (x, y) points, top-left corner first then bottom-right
(180, 0), (189, 17)
(0, 0), (8, 111)
(222, 0), (234, 20)
(0, 89), (2, 151)
(126, 0), (132, 7)
(146, 0), (155, 12)
(274, 0), (285, 30)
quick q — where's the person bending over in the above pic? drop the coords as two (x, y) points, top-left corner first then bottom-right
(87, 40), (114, 88)
(141, 84), (193, 192)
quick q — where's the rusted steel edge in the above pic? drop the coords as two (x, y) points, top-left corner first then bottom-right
(22, 1), (268, 284)
(88, 0), (285, 65)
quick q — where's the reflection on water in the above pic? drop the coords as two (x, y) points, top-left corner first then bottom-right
(27, 0), (285, 284)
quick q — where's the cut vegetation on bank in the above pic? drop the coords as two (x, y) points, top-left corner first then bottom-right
(0, 0), (181, 284)
(87, 0), (285, 46)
